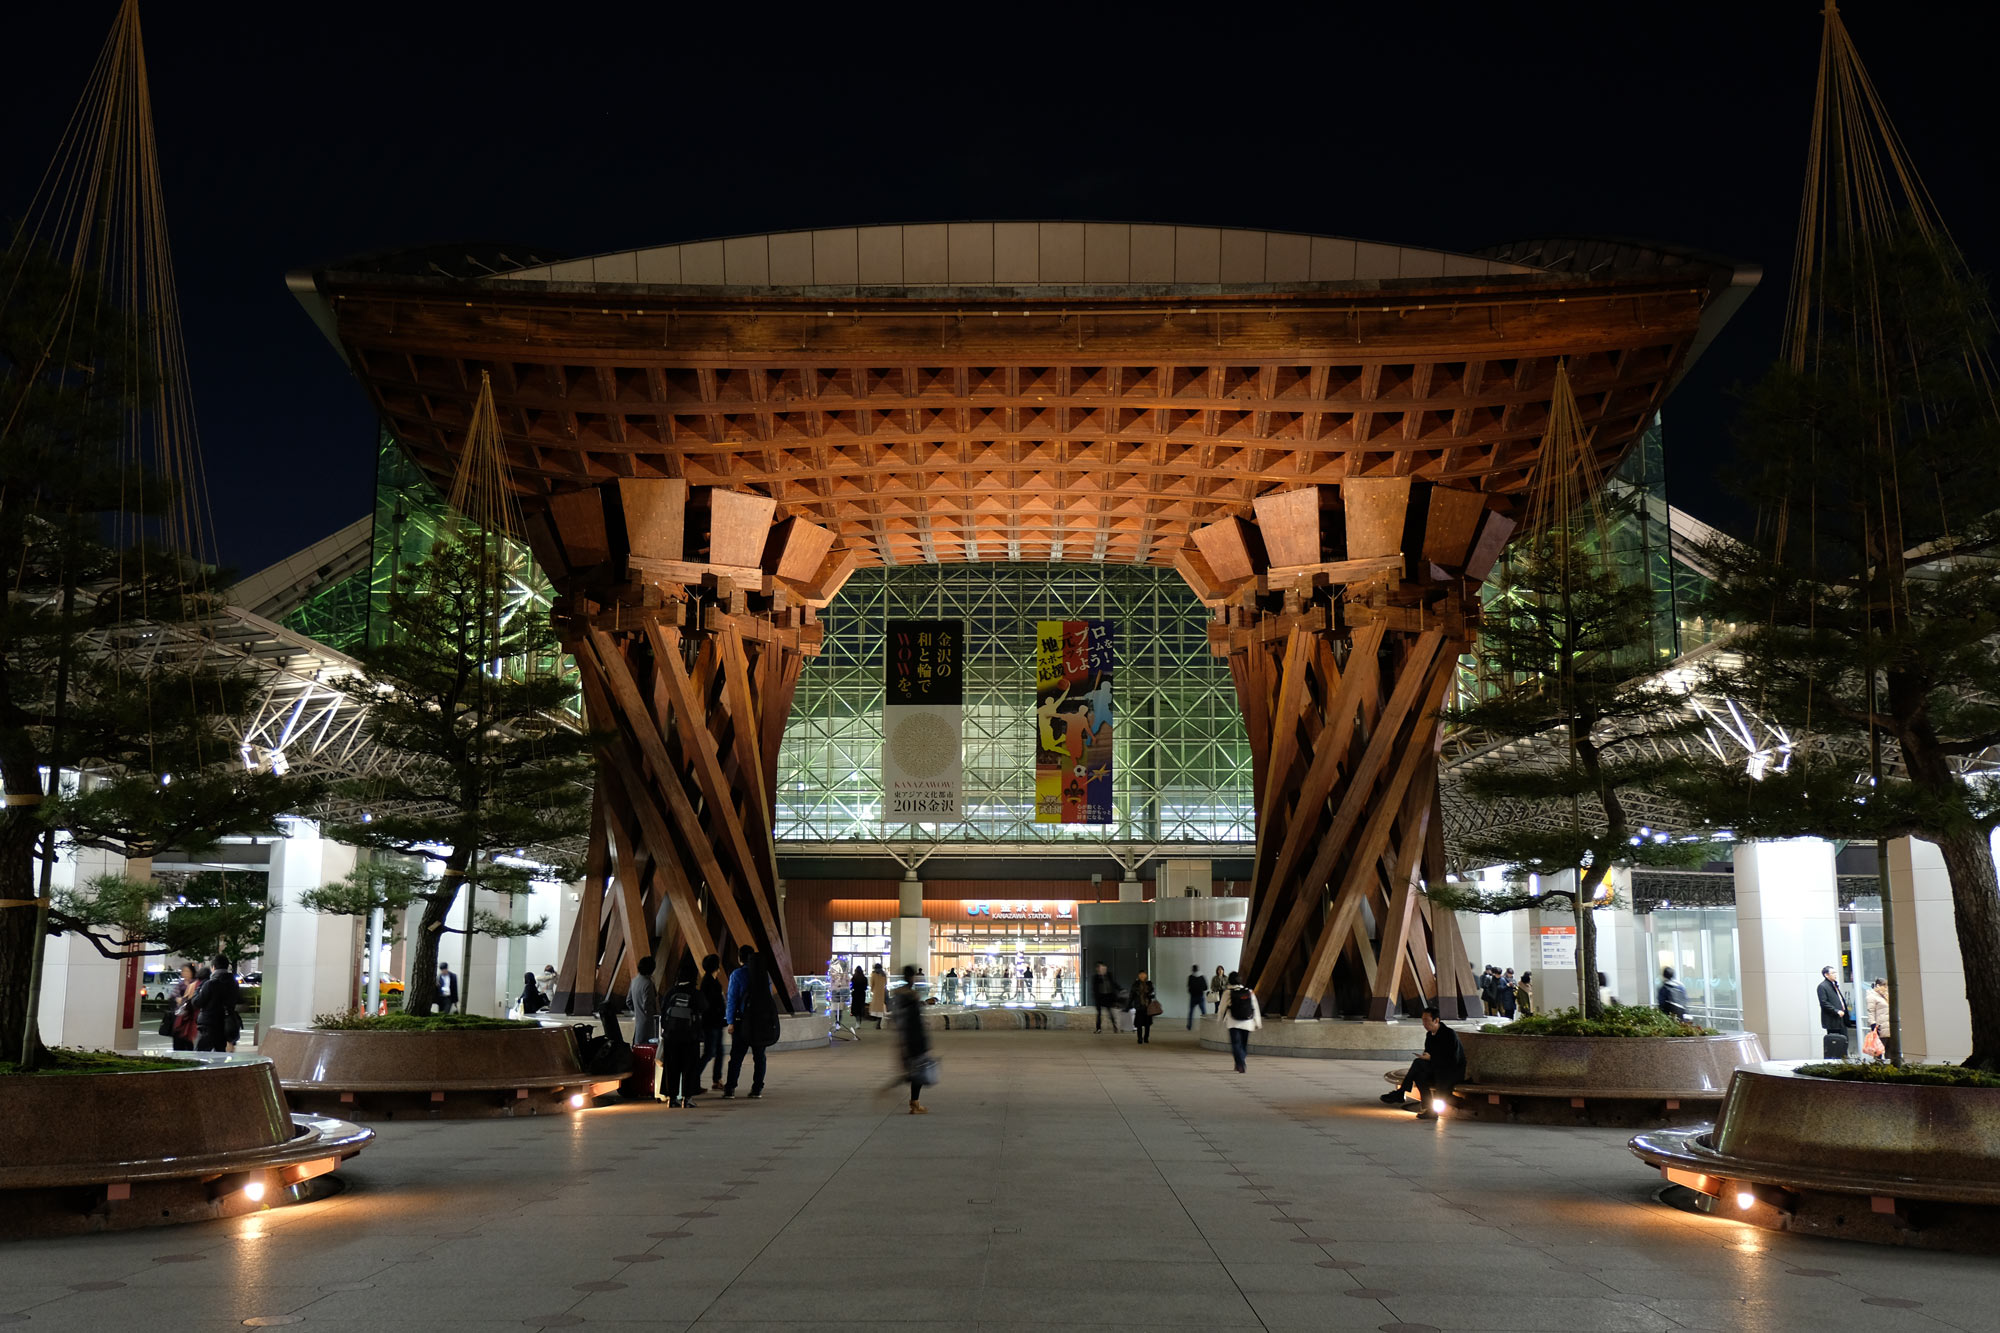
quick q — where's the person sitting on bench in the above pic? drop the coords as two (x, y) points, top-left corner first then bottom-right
(1380, 1007), (1465, 1121)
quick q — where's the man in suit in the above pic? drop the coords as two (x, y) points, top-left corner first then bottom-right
(1817, 965), (1850, 1057)
(436, 961), (461, 1015)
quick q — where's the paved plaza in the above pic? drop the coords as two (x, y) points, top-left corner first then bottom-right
(5, 1028), (1998, 1331)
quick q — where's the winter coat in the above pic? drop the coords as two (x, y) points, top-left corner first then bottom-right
(1221, 984), (1263, 1031)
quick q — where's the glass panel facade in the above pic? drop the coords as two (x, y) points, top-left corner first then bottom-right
(777, 563), (1251, 845)
(1641, 906), (1743, 1031)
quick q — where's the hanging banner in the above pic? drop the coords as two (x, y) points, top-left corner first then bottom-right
(882, 619), (963, 823)
(1034, 620), (1115, 824)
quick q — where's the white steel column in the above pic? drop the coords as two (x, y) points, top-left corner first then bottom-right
(1733, 837), (1840, 1059)
(262, 819), (360, 1032)
(1885, 835), (1990, 1065)
(37, 844), (130, 1051)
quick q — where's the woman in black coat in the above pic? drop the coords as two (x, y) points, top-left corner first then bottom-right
(849, 965), (869, 1027)
(891, 965), (933, 1114)
(1128, 971), (1157, 1045)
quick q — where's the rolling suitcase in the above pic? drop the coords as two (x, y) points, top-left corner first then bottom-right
(1822, 1031), (1848, 1059)
(622, 1042), (658, 1100)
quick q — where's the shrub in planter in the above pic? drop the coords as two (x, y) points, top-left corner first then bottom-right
(1797, 1060), (2000, 1090)
(0, 1049), (195, 1076)
(1488, 1003), (1720, 1038)
(309, 1012), (539, 1033)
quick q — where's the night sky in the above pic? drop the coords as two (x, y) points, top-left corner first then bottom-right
(4, 2), (1995, 577)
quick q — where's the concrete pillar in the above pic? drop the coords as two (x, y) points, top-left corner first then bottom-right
(1734, 837), (1840, 1059)
(891, 871), (928, 977)
(262, 819), (360, 1032)
(1150, 896), (1246, 1019)
(1885, 835), (1990, 1065)
(37, 844), (132, 1051)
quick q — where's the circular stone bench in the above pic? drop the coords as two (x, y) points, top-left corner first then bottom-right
(262, 1023), (624, 1120)
(1420, 1031), (1767, 1126)
(1630, 1064), (2000, 1251)
(0, 1054), (371, 1239)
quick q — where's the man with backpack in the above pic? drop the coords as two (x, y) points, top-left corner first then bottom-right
(656, 959), (707, 1107)
(1221, 970), (1261, 1072)
(723, 945), (780, 1099)
(1657, 966), (1690, 1023)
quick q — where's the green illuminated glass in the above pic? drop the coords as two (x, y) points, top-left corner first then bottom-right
(778, 563), (1252, 844)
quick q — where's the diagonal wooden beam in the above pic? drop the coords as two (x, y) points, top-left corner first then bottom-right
(1289, 638), (1460, 1015)
(1239, 621), (1387, 977)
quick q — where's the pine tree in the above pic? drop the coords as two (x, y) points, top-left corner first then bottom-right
(308, 535), (591, 1017)
(0, 243), (321, 1064)
(1678, 241), (2000, 1068)
(1431, 490), (1710, 1018)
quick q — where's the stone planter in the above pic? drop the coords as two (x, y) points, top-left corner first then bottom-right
(0, 1055), (371, 1239)
(1631, 1065), (2000, 1251)
(1197, 1015), (1431, 1060)
(1437, 1031), (1767, 1126)
(262, 1023), (624, 1119)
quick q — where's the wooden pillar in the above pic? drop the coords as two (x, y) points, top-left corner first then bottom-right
(537, 481), (853, 1014)
(1180, 482), (1514, 1022)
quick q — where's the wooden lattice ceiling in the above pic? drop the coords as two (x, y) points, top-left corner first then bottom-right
(308, 255), (1734, 568)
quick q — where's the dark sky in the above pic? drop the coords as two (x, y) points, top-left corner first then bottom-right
(5, 2), (1995, 576)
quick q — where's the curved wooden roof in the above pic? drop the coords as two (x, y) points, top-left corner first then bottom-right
(295, 225), (1754, 569)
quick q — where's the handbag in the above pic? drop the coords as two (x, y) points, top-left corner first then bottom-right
(909, 1052), (940, 1087)
(1862, 1025), (1886, 1058)
(157, 1009), (177, 1038)
(1146, 999), (1164, 1017)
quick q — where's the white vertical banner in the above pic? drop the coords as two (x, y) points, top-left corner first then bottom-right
(882, 619), (963, 823)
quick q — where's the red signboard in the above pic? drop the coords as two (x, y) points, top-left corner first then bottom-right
(1153, 920), (1244, 938)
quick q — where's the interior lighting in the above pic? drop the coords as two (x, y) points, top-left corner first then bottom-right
(242, 1179), (267, 1203)
(1430, 1098), (1447, 1114)
(1734, 1190), (1754, 1211)
(568, 1093), (586, 1109)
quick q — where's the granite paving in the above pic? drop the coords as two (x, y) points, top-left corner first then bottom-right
(4, 1025), (1998, 1331)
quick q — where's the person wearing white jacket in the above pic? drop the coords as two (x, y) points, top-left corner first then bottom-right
(1220, 970), (1262, 1072)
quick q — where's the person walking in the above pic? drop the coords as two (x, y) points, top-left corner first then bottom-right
(891, 964), (934, 1114)
(435, 961), (460, 1015)
(1052, 967), (1067, 1005)
(1221, 971), (1261, 1072)
(1817, 965), (1852, 1058)
(1380, 1007), (1465, 1120)
(165, 963), (199, 1051)
(1863, 977), (1890, 1060)
(627, 955), (661, 1046)
(849, 964), (870, 1029)
(657, 959), (707, 1106)
(1129, 972), (1157, 1044)
(1091, 961), (1122, 1033)
(723, 946), (779, 1099)
(193, 955), (241, 1053)
(1515, 971), (1534, 1018)
(1656, 966), (1690, 1022)
(700, 954), (728, 1090)
(869, 963), (889, 1030)
(518, 971), (548, 1016)
(1185, 964), (1208, 1029)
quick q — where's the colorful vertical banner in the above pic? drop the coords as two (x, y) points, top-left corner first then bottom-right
(882, 619), (963, 823)
(1034, 620), (1115, 824)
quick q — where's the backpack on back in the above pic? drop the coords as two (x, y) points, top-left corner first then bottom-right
(1228, 987), (1256, 1021)
(661, 987), (696, 1036)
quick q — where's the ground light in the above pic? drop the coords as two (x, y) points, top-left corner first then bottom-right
(243, 1180), (267, 1203)
(1431, 1098), (1448, 1114)
(1735, 1189), (1755, 1211)
(568, 1093), (586, 1109)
